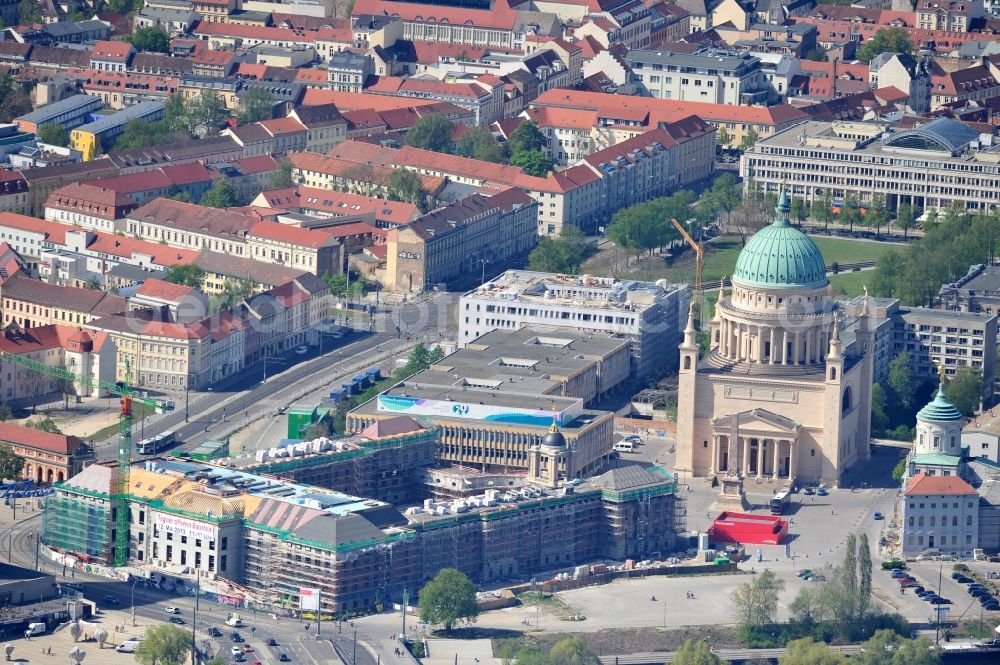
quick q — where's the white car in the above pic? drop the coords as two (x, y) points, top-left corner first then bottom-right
(231, 647), (243, 657)
(295, 345), (308, 355)
(165, 607), (180, 615)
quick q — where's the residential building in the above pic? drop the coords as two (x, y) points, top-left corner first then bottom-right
(843, 296), (997, 396)
(869, 54), (932, 114)
(327, 51), (373, 92)
(246, 221), (343, 278)
(460, 269), (689, 379)
(627, 50), (769, 105)
(1, 274), (127, 328)
(0, 171), (29, 215)
(384, 189), (537, 293)
(127, 199), (257, 258)
(741, 117), (1000, 213)
(89, 41), (135, 72)
(21, 161), (120, 217)
(288, 104), (348, 153)
(130, 279), (211, 324)
(916, 0), (983, 32)
(192, 252), (310, 295)
(44, 183), (139, 234)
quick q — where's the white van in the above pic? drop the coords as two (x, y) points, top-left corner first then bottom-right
(25, 623), (46, 638)
(116, 640), (142, 654)
(613, 441), (635, 453)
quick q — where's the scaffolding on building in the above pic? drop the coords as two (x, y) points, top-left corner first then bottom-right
(43, 492), (112, 562)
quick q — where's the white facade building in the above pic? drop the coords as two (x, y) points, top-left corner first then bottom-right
(459, 270), (689, 379)
(902, 473), (979, 556)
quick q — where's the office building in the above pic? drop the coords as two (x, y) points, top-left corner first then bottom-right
(460, 270), (689, 379)
(741, 117), (1000, 212)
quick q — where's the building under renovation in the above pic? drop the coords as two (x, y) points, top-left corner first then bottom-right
(43, 417), (684, 615)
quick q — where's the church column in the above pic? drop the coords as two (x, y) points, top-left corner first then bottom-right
(711, 434), (719, 473)
(757, 440), (765, 479)
(789, 442), (797, 480)
(769, 327), (776, 364)
(781, 330), (789, 365)
(773, 439), (781, 478)
(742, 437), (751, 475)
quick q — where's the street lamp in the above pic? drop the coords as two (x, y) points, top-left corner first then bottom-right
(480, 258), (490, 285)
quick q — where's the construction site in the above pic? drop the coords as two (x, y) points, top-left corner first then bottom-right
(42, 415), (686, 616)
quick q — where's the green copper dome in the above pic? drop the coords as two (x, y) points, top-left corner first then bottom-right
(732, 189), (828, 290)
(917, 385), (963, 423)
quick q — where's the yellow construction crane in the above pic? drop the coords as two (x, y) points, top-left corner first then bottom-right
(671, 218), (705, 328)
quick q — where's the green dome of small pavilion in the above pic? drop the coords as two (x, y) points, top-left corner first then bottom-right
(732, 189), (828, 290)
(917, 385), (963, 423)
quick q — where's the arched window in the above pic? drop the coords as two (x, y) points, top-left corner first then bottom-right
(842, 386), (852, 411)
(830, 367), (837, 380)
(684, 356), (691, 370)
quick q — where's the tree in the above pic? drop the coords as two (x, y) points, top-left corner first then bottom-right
(840, 196), (862, 233)
(126, 27), (170, 53)
(0, 444), (24, 481)
(857, 27), (913, 63)
(805, 47), (828, 62)
(164, 265), (206, 289)
(739, 127), (759, 151)
(456, 126), (505, 163)
(527, 226), (590, 274)
(944, 366), (983, 416)
(200, 179), (239, 208)
(0, 403), (11, 421)
(387, 169), (426, 208)
(858, 533), (873, 618)
(547, 637), (598, 665)
(870, 250), (906, 299)
(0, 71), (33, 123)
(26, 417), (61, 433)
(778, 638), (848, 665)
(271, 160), (294, 189)
(238, 87), (274, 124)
(895, 203), (916, 238)
(857, 631), (939, 665)
(706, 173), (742, 226)
(507, 120), (548, 156)
(135, 625), (191, 665)
(37, 123), (69, 147)
(510, 149), (553, 177)
(843, 533), (858, 619)
(18, 0), (42, 23)
(171, 191), (193, 203)
(405, 113), (455, 153)
(887, 351), (915, 409)
(731, 569), (784, 629)
(812, 191), (834, 231)
(418, 568), (478, 631)
(672, 640), (724, 665)
(716, 127), (732, 151)
(191, 90), (227, 136)
(865, 193), (889, 236)
(789, 197), (806, 225)
(305, 419), (332, 440)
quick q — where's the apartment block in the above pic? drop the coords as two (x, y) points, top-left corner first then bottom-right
(460, 270), (689, 379)
(627, 50), (768, 105)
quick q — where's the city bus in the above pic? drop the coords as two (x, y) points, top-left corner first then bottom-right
(769, 488), (792, 515)
(137, 431), (178, 455)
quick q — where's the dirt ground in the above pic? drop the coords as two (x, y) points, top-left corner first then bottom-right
(492, 625), (742, 655)
(12, 397), (122, 440)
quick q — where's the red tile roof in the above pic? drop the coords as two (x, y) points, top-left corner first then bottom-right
(249, 221), (338, 249)
(352, 0), (519, 31)
(46, 183), (137, 218)
(0, 420), (85, 454)
(904, 473), (977, 496)
(130, 199), (260, 237)
(260, 116), (307, 136)
(0, 212), (70, 244)
(134, 278), (197, 302)
(301, 89), (440, 111)
(90, 40), (133, 62)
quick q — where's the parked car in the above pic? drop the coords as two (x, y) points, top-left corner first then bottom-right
(881, 560), (906, 570)
(267, 640), (278, 647)
(803, 487), (815, 495)
(913, 586), (925, 595)
(295, 345), (308, 355)
(279, 655), (290, 662)
(900, 580), (919, 588)
(623, 434), (642, 444)
(798, 569), (813, 578)
(809, 575), (828, 583)
(816, 487), (828, 496)
(873, 512), (884, 520)
(891, 569), (909, 578)
(897, 577), (917, 585)
(930, 597), (951, 604)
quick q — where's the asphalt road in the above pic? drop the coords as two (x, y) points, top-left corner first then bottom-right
(93, 329), (394, 463)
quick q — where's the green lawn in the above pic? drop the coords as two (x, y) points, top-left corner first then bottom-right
(612, 235), (894, 285)
(828, 270), (873, 299)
